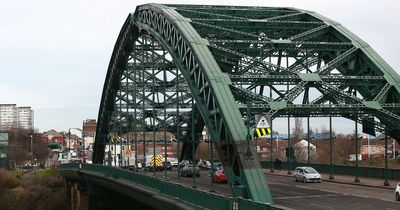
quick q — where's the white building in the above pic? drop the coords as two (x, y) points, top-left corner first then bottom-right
(0, 104), (34, 130)
(294, 139), (317, 162)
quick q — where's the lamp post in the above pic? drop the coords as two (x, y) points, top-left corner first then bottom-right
(393, 139), (396, 159)
(30, 134), (33, 164)
(68, 128), (71, 161)
(82, 120), (85, 162)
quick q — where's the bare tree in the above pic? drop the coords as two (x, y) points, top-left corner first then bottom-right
(306, 126), (314, 138)
(321, 124), (328, 133)
(7, 128), (48, 165)
(292, 117), (304, 141)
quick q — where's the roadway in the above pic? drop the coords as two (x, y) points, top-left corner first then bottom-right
(142, 168), (399, 210)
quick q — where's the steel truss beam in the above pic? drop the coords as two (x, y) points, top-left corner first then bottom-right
(94, 3), (400, 205)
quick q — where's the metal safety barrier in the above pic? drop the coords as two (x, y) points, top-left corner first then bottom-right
(60, 163), (283, 210)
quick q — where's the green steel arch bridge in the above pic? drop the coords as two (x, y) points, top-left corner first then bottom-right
(63, 3), (400, 209)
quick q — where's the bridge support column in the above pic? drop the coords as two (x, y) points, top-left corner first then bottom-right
(354, 120), (360, 183)
(384, 131), (390, 186)
(66, 181), (89, 210)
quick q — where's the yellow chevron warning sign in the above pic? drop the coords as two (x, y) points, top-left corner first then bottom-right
(255, 128), (271, 138)
(150, 155), (163, 167)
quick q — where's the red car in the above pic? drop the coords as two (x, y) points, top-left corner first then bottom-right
(213, 170), (227, 183)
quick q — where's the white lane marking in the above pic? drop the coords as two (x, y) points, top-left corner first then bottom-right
(310, 202), (333, 209)
(274, 194), (337, 200)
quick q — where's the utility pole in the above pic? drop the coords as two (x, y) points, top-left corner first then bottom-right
(82, 120), (85, 162)
(393, 139), (396, 159)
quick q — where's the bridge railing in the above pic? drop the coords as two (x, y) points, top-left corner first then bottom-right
(261, 161), (400, 179)
(60, 163), (283, 210)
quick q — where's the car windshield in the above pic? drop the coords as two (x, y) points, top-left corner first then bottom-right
(304, 168), (318, 174)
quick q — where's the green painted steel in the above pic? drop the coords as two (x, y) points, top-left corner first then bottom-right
(60, 163), (282, 210)
(237, 198), (284, 210)
(92, 3), (400, 205)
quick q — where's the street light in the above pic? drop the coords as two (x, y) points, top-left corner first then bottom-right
(82, 120), (85, 162)
(68, 128), (71, 161)
(30, 134), (33, 164)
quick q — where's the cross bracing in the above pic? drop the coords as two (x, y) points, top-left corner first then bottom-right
(93, 3), (400, 205)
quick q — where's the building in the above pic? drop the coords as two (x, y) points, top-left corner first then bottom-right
(0, 132), (9, 169)
(83, 119), (96, 151)
(311, 133), (334, 140)
(0, 104), (34, 130)
(41, 129), (65, 145)
(256, 138), (288, 161)
(294, 140), (317, 162)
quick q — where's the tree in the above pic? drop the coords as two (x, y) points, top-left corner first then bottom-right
(7, 128), (48, 165)
(34, 138), (50, 165)
(307, 126), (314, 138)
(292, 117), (304, 141)
(321, 124), (328, 133)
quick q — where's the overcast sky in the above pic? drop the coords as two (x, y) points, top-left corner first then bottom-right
(0, 0), (399, 134)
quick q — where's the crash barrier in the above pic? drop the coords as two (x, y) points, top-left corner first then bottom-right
(60, 163), (283, 210)
(261, 161), (400, 179)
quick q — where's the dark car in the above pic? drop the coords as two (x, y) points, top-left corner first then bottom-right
(180, 164), (200, 177)
(198, 160), (211, 170)
(23, 162), (33, 169)
(163, 161), (172, 171)
(211, 162), (223, 172)
(178, 160), (191, 169)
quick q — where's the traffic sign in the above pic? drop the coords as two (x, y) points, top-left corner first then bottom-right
(255, 114), (272, 138)
(255, 114), (271, 128)
(255, 128), (271, 138)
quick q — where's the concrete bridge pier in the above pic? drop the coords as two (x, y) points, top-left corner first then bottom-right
(67, 181), (89, 210)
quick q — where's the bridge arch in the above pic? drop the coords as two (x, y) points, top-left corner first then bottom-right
(93, 4), (400, 203)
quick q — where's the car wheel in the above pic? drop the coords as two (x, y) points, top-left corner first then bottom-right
(295, 177), (298, 182)
(303, 177), (306, 183)
(396, 192), (400, 201)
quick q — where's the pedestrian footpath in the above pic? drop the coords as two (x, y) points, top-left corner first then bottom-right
(264, 168), (399, 190)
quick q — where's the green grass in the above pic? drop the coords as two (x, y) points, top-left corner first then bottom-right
(37, 166), (60, 178)
(10, 169), (24, 179)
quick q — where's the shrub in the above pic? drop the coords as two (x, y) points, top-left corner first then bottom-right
(38, 166), (59, 178)
(0, 187), (29, 210)
(0, 170), (20, 191)
(10, 169), (23, 179)
(1, 169), (66, 210)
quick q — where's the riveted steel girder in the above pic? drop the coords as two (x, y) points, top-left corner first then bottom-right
(93, 3), (400, 205)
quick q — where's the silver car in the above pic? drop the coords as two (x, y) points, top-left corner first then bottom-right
(294, 166), (321, 183)
(180, 164), (200, 177)
(395, 183), (400, 201)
